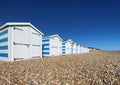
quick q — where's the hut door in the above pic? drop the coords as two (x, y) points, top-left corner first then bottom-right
(29, 31), (41, 58)
(13, 27), (29, 60)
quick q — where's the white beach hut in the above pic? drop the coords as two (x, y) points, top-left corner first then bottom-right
(77, 44), (81, 54)
(81, 46), (89, 53)
(62, 39), (73, 55)
(72, 42), (77, 54)
(0, 22), (43, 61)
(42, 34), (63, 56)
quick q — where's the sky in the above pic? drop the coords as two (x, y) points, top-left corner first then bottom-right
(0, 0), (120, 51)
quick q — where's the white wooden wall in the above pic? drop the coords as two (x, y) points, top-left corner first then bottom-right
(50, 36), (62, 56)
(12, 26), (42, 60)
(73, 43), (77, 54)
(77, 45), (81, 54)
(65, 41), (72, 54)
(81, 46), (89, 53)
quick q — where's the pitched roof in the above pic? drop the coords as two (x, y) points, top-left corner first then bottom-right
(0, 22), (44, 35)
(43, 34), (63, 41)
(63, 39), (74, 43)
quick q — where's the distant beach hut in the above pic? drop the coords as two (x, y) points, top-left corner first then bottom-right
(81, 46), (89, 53)
(77, 44), (81, 54)
(62, 39), (73, 55)
(0, 22), (43, 61)
(42, 34), (63, 56)
(72, 42), (77, 54)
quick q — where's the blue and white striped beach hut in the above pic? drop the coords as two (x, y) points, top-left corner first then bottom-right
(0, 22), (43, 61)
(42, 34), (63, 56)
(62, 39), (73, 55)
(72, 42), (77, 54)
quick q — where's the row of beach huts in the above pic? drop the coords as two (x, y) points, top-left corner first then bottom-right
(0, 22), (89, 61)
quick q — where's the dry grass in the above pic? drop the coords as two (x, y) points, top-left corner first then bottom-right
(0, 51), (120, 85)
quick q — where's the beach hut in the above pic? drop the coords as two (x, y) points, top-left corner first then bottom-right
(77, 44), (81, 54)
(42, 34), (63, 56)
(0, 22), (43, 61)
(81, 46), (89, 53)
(72, 42), (77, 54)
(62, 39), (73, 55)
(88, 47), (100, 52)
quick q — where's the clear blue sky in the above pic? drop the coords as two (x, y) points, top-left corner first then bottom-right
(0, 0), (120, 51)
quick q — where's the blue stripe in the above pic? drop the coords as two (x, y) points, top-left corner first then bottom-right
(42, 52), (50, 54)
(42, 39), (49, 42)
(42, 44), (49, 46)
(43, 48), (50, 50)
(62, 52), (65, 54)
(0, 45), (8, 50)
(0, 37), (8, 43)
(0, 29), (8, 36)
(0, 53), (8, 57)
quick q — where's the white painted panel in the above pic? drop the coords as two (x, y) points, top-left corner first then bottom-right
(30, 32), (40, 45)
(13, 26), (42, 59)
(73, 43), (77, 54)
(77, 45), (81, 54)
(29, 46), (41, 57)
(14, 45), (28, 59)
(0, 50), (8, 53)
(13, 27), (29, 59)
(42, 42), (49, 44)
(50, 36), (62, 56)
(65, 41), (71, 55)
(29, 30), (41, 57)
(43, 50), (49, 52)
(0, 34), (8, 39)
(9, 26), (14, 61)
(0, 42), (8, 46)
(80, 46), (89, 53)
(14, 27), (29, 44)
